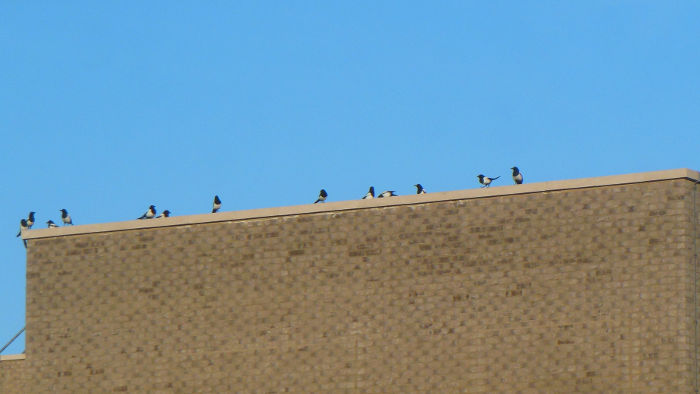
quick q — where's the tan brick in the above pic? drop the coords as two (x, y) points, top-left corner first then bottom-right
(2, 172), (700, 392)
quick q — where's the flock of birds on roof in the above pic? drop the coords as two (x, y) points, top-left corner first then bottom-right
(16, 167), (525, 247)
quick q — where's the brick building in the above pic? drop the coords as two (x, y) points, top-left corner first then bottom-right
(1, 168), (699, 392)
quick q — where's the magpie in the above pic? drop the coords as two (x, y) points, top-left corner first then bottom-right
(314, 189), (328, 204)
(46, 220), (58, 228)
(477, 174), (500, 188)
(362, 186), (375, 199)
(414, 184), (426, 194)
(60, 209), (73, 225)
(138, 205), (156, 219)
(26, 212), (35, 229)
(511, 166), (523, 184)
(212, 195), (222, 213)
(16, 219), (28, 237)
(17, 219), (28, 248)
(377, 190), (397, 198)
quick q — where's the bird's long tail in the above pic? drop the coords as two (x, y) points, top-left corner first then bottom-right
(492, 176), (500, 180)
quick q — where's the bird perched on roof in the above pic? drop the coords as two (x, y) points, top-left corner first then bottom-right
(138, 205), (156, 219)
(60, 209), (73, 225)
(156, 210), (171, 218)
(414, 184), (426, 194)
(212, 195), (221, 213)
(16, 219), (28, 237)
(16, 219), (28, 248)
(511, 167), (523, 184)
(362, 186), (375, 199)
(377, 190), (397, 198)
(26, 212), (35, 229)
(314, 189), (328, 204)
(46, 220), (58, 228)
(477, 174), (500, 188)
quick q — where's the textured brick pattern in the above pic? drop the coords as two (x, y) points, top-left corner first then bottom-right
(694, 181), (700, 389)
(2, 178), (698, 392)
(0, 359), (26, 393)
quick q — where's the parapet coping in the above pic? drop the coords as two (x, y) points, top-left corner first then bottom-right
(0, 354), (26, 361)
(23, 168), (700, 240)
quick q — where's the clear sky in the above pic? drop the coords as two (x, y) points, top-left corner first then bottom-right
(1, 2), (699, 354)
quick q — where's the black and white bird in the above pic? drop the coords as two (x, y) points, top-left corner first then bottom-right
(46, 220), (58, 228)
(511, 166), (523, 184)
(314, 189), (328, 204)
(414, 184), (426, 194)
(26, 211), (36, 229)
(477, 174), (500, 188)
(362, 186), (375, 199)
(60, 209), (73, 225)
(138, 205), (156, 219)
(212, 195), (222, 213)
(156, 210), (171, 218)
(377, 190), (397, 198)
(17, 219), (28, 248)
(16, 219), (28, 237)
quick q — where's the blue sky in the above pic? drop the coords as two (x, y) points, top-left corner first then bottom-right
(1, 2), (699, 354)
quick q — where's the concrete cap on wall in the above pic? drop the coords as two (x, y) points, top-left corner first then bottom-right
(22, 168), (700, 240)
(0, 354), (26, 361)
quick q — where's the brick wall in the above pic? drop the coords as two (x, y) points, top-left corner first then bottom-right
(0, 357), (26, 393)
(693, 180), (700, 390)
(2, 177), (698, 392)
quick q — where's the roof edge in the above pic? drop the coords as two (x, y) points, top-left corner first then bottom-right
(0, 354), (26, 361)
(23, 168), (700, 240)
